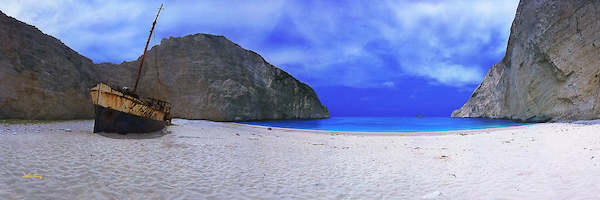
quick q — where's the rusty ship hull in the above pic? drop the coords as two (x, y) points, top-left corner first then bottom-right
(90, 83), (171, 133)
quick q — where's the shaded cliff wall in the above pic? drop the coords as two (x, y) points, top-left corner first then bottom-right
(0, 11), (98, 119)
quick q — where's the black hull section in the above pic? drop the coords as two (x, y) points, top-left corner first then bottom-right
(93, 105), (166, 133)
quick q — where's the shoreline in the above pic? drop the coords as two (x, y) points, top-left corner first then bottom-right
(0, 118), (540, 137)
(229, 122), (541, 136)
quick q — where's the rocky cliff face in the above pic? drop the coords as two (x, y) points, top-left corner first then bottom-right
(98, 34), (329, 121)
(0, 11), (329, 121)
(0, 11), (98, 119)
(452, 0), (600, 122)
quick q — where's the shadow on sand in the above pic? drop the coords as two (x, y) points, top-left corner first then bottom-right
(96, 130), (169, 139)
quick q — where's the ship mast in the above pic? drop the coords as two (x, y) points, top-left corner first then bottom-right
(133, 4), (163, 93)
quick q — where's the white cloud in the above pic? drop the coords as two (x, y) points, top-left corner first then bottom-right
(375, 0), (518, 87)
(382, 81), (395, 88)
(409, 63), (484, 86)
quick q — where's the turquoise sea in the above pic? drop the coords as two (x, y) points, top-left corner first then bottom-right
(240, 117), (532, 132)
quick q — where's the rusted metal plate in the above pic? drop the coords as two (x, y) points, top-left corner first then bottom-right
(90, 83), (170, 122)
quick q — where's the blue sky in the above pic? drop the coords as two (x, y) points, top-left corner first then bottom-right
(1, 0), (519, 117)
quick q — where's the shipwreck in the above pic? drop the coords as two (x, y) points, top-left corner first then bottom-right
(90, 4), (172, 133)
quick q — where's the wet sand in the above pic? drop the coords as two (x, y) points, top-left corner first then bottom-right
(1, 119), (600, 199)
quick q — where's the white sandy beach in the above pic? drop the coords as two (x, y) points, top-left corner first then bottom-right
(2, 119), (600, 199)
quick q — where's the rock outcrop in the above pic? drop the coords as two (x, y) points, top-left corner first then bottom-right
(0, 11), (329, 121)
(98, 34), (329, 121)
(452, 0), (600, 122)
(0, 11), (98, 119)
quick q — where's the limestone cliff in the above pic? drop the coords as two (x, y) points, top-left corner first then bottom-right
(0, 11), (98, 119)
(0, 11), (329, 121)
(97, 34), (329, 121)
(452, 0), (600, 122)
